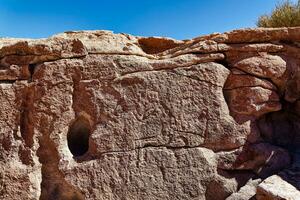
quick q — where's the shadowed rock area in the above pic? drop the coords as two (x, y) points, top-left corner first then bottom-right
(0, 28), (300, 199)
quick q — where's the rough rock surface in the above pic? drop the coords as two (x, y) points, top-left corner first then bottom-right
(0, 28), (300, 200)
(256, 175), (300, 200)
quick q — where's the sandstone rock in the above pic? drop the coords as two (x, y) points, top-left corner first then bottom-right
(206, 175), (238, 200)
(137, 37), (184, 54)
(63, 147), (230, 200)
(256, 175), (300, 200)
(224, 87), (281, 118)
(159, 40), (220, 58)
(226, 43), (284, 53)
(224, 70), (277, 91)
(232, 54), (287, 88)
(1, 28), (300, 199)
(226, 178), (262, 200)
(0, 82), (41, 200)
(0, 65), (30, 80)
(33, 57), (248, 155)
(0, 38), (87, 67)
(223, 54), (287, 119)
(217, 143), (291, 177)
(210, 27), (300, 43)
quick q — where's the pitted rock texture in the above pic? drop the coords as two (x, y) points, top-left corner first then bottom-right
(1, 27), (300, 200)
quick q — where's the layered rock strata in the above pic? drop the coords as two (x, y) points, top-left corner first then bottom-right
(1, 27), (300, 200)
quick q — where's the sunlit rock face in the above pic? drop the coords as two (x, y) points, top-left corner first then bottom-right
(0, 28), (300, 200)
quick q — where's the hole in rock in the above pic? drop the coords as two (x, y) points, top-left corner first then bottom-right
(67, 118), (91, 157)
(28, 64), (36, 77)
(138, 37), (181, 54)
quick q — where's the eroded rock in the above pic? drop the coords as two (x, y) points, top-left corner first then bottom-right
(217, 143), (291, 178)
(0, 27), (300, 200)
(226, 178), (262, 200)
(224, 87), (281, 119)
(256, 175), (300, 200)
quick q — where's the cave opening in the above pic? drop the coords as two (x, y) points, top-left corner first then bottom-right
(257, 100), (300, 188)
(258, 100), (300, 153)
(67, 118), (91, 157)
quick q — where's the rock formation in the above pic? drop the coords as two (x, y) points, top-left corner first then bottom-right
(0, 27), (300, 200)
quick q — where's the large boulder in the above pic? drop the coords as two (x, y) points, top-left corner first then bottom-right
(256, 175), (300, 200)
(1, 27), (300, 199)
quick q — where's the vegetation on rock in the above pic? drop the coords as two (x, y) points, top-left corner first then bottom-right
(257, 0), (300, 27)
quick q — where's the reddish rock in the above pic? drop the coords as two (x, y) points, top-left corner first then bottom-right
(224, 87), (281, 118)
(217, 143), (291, 177)
(232, 54), (287, 89)
(0, 28), (300, 199)
(224, 70), (277, 91)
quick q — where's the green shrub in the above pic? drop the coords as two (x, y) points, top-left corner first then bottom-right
(257, 0), (300, 27)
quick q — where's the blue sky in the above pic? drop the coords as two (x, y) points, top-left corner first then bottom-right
(0, 0), (297, 39)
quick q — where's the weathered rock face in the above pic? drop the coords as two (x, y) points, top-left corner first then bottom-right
(0, 27), (300, 200)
